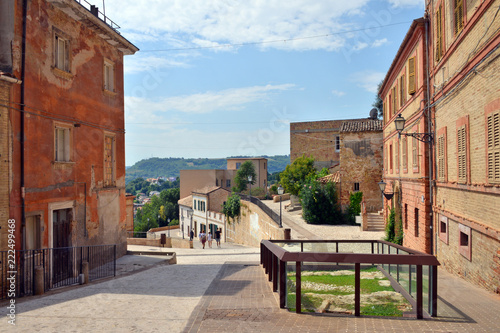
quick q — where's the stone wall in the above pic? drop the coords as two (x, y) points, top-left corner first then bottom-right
(226, 199), (286, 247)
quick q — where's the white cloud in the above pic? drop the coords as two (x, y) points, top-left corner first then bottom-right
(104, 0), (371, 51)
(125, 84), (296, 118)
(124, 55), (190, 73)
(387, 0), (425, 8)
(350, 71), (385, 93)
(332, 90), (346, 97)
(372, 38), (388, 48)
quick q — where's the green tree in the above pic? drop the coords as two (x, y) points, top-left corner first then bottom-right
(222, 193), (241, 223)
(373, 80), (384, 119)
(279, 155), (317, 196)
(300, 180), (342, 225)
(234, 161), (257, 192)
(346, 192), (363, 224)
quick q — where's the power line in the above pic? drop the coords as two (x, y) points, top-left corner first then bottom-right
(139, 21), (413, 53)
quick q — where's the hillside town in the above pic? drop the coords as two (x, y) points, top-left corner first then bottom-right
(1, 0), (500, 332)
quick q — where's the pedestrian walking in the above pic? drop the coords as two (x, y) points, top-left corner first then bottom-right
(207, 231), (213, 248)
(199, 230), (207, 249)
(215, 228), (222, 248)
(190, 230), (194, 241)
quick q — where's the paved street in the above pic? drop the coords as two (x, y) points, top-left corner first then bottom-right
(2, 204), (500, 332)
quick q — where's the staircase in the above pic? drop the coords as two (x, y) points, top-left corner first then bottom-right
(366, 211), (385, 231)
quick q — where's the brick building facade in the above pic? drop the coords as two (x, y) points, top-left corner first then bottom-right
(428, 0), (500, 293)
(0, 0), (137, 255)
(379, 19), (432, 254)
(380, 0), (500, 293)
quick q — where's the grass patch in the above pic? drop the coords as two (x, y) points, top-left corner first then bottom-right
(286, 267), (411, 316)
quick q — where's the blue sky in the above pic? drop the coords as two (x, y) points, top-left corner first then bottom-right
(101, 0), (425, 165)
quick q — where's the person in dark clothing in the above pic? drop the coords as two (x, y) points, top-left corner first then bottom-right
(189, 230), (194, 241)
(214, 228), (222, 248)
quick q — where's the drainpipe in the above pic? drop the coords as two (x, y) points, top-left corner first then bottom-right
(425, 14), (434, 256)
(20, 0), (27, 250)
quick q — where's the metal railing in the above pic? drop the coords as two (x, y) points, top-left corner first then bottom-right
(73, 0), (121, 31)
(238, 194), (281, 226)
(261, 239), (439, 319)
(127, 231), (159, 239)
(0, 244), (116, 300)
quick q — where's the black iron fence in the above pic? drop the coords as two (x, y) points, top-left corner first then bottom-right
(261, 239), (439, 319)
(0, 244), (116, 300)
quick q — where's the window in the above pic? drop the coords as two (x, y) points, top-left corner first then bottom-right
(438, 134), (446, 181)
(408, 57), (416, 94)
(459, 223), (471, 260)
(383, 100), (387, 124)
(436, 4), (444, 61)
(226, 179), (231, 187)
(104, 135), (115, 187)
(399, 74), (406, 107)
(54, 125), (71, 162)
(412, 136), (419, 170)
(404, 204), (408, 229)
(264, 162), (266, 169)
(457, 125), (467, 184)
(391, 85), (398, 114)
(487, 111), (500, 183)
(26, 216), (41, 250)
(395, 139), (399, 172)
(454, 0), (464, 35)
(439, 215), (449, 244)
(54, 33), (69, 72)
(335, 136), (340, 152)
(402, 136), (407, 170)
(104, 60), (115, 92)
(389, 144), (393, 173)
(353, 183), (360, 192)
(414, 208), (419, 237)
(236, 162), (241, 169)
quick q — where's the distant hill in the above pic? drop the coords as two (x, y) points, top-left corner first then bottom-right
(125, 155), (290, 183)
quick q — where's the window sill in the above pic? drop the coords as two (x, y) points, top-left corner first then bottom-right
(52, 161), (75, 170)
(103, 89), (117, 97)
(51, 67), (73, 80)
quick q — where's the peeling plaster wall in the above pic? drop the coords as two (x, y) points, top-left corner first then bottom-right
(5, 0), (134, 254)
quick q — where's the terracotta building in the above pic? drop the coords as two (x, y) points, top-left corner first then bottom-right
(0, 0), (138, 255)
(180, 157), (268, 199)
(380, 0), (500, 293)
(379, 18), (432, 254)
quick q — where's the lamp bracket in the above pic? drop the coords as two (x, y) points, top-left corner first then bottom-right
(399, 132), (434, 143)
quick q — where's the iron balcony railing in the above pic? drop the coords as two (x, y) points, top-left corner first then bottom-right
(0, 244), (116, 300)
(261, 239), (439, 319)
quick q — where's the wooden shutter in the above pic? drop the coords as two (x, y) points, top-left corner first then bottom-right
(438, 135), (445, 180)
(400, 74), (406, 106)
(408, 57), (416, 94)
(488, 112), (500, 182)
(436, 5), (443, 61)
(457, 126), (467, 183)
(454, 0), (464, 35)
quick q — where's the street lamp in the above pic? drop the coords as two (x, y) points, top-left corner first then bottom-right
(167, 218), (171, 238)
(158, 214), (161, 227)
(377, 180), (394, 200)
(248, 175), (253, 196)
(277, 185), (284, 228)
(394, 114), (434, 143)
